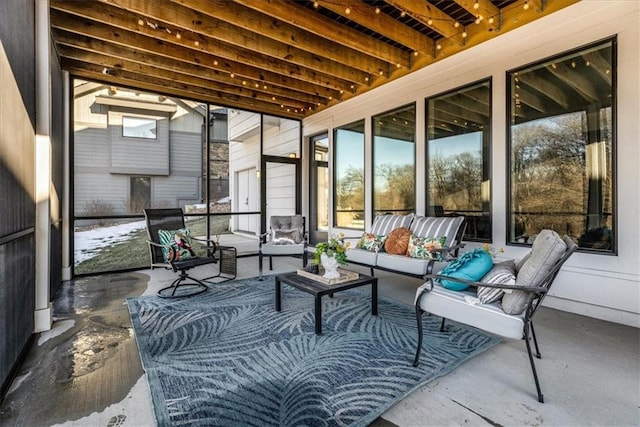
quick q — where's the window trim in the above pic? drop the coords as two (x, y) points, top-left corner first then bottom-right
(505, 36), (617, 254)
(332, 119), (366, 230)
(122, 115), (158, 140)
(425, 78), (493, 242)
(371, 102), (417, 219)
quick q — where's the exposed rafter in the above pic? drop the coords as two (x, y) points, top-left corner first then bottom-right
(50, 0), (579, 119)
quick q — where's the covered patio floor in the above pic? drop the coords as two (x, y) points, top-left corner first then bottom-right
(1, 256), (637, 426)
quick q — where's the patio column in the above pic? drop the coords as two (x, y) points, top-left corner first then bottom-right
(34, 0), (52, 332)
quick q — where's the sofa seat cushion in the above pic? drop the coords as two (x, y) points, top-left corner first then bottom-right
(346, 248), (378, 266)
(416, 282), (525, 340)
(377, 253), (430, 276)
(261, 242), (305, 255)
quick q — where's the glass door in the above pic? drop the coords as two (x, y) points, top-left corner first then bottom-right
(261, 155), (300, 234)
(310, 133), (329, 244)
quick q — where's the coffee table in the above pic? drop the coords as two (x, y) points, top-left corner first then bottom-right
(274, 271), (378, 335)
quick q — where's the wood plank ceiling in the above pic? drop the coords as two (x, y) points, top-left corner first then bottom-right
(50, 0), (578, 120)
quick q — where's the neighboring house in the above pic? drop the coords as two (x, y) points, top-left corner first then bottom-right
(73, 81), (228, 216)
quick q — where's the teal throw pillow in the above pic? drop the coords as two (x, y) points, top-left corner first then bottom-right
(158, 228), (195, 262)
(439, 248), (494, 291)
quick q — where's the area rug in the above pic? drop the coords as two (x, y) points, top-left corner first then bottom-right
(127, 275), (499, 426)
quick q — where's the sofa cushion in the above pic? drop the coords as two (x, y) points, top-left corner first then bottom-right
(384, 227), (412, 255)
(357, 232), (387, 252)
(409, 216), (465, 251)
(407, 235), (446, 260)
(346, 248), (378, 266)
(477, 260), (516, 304)
(502, 230), (567, 315)
(438, 248), (493, 291)
(377, 253), (430, 276)
(370, 213), (414, 236)
(416, 282), (525, 340)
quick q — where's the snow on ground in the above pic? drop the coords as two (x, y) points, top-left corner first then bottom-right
(74, 220), (147, 263)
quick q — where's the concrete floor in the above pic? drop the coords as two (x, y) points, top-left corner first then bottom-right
(1, 256), (638, 426)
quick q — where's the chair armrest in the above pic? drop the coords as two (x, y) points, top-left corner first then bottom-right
(424, 274), (548, 294)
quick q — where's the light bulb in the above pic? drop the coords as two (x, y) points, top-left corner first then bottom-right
(375, 7), (380, 14)
(474, 1), (480, 10)
(524, 1), (530, 10)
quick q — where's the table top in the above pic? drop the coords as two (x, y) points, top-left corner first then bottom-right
(275, 270), (377, 296)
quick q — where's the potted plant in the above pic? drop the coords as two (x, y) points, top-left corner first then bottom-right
(313, 233), (349, 279)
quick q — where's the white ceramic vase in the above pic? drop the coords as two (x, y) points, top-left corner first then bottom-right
(320, 253), (340, 279)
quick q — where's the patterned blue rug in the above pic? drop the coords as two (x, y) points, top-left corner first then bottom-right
(127, 275), (499, 426)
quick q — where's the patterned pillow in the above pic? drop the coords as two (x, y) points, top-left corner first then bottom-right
(406, 235), (446, 260)
(357, 232), (387, 252)
(477, 260), (516, 304)
(158, 228), (195, 262)
(272, 229), (300, 245)
(384, 227), (412, 255)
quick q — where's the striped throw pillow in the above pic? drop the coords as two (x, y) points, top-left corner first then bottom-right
(477, 260), (516, 304)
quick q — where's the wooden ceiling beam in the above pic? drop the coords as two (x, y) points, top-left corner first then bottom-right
(50, 2), (353, 94)
(53, 29), (328, 108)
(171, 0), (390, 77)
(100, 0), (370, 86)
(316, 0), (434, 58)
(57, 44), (312, 111)
(62, 59), (305, 118)
(232, 0), (410, 67)
(386, 0), (459, 39)
(453, 0), (500, 26)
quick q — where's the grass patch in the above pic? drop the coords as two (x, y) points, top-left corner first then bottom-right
(74, 217), (222, 275)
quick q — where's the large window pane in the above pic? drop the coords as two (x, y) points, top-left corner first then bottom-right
(334, 120), (365, 229)
(373, 104), (415, 216)
(508, 39), (615, 251)
(427, 80), (491, 241)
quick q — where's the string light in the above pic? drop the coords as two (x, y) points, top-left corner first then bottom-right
(313, 1), (319, 8)
(462, 31), (467, 38)
(427, 18), (433, 25)
(137, 18), (144, 26)
(524, 1), (530, 10)
(194, 40), (199, 47)
(488, 16), (495, 24)
(230, 72), (235, 78)
(375, 7), (380, 14)
(474, 1), (480, 10)
(400, 11), (406, 18)
(345, 6), (350, 14)
(175, 31), (181, 40)
(454, 21), (460, 28)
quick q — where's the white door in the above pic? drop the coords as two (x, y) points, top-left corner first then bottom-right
(236, 168), (258, 234)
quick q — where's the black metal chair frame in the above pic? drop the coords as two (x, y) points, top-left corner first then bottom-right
(144, 208), (219, 298)
(413, 237), (577, 403)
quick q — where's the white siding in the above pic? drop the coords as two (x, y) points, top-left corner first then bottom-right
(303, 1), (640, 327)
(108, 111), (170, 175)
(228, 110), (260, 141)
(170, 130), (202, 175)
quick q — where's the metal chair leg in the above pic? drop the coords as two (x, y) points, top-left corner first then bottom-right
(440, 317), (446, 332)
(413, 306), (425, 367)
(258, 252), (264, 280)
(524, 322), (545, 403)
(529, 320), (542, 358)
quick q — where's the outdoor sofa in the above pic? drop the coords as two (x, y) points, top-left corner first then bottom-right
(344, 213), (466, 280)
